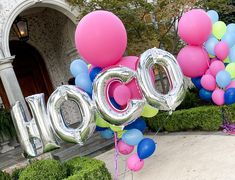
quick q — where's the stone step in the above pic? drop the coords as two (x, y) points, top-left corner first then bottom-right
(51, 133), (114, 162)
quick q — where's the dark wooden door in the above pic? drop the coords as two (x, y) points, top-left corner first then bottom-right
(0, 41), (53, 109)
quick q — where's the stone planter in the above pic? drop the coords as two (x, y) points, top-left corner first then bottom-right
(0, 135), (14, 153)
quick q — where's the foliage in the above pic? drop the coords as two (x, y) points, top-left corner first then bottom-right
(0, 170), (11, 180)
(11, 168), (25, 180)
(64, 156), (111, 180)
(146, 105), (235, 132)
(0, 109), (16, 140)
(67, 0), (198, 55)
(19, 159), (67, 180)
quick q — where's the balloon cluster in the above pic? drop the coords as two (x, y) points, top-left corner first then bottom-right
(177, 9), (235, 105)
(70, 10), (158, 172)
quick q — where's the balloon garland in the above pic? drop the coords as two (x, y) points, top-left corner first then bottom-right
(177, 9), (235, 106)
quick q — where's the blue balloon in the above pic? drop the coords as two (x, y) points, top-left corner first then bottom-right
(199, 88), (212, 101)
(222, 32), (235, 47)
(227, 23), (235, 33)
(216, 70), (231, 88)
(137, 138), (156, 159)
(96, 126), (107, 131)
(75, 72), (92, 94)
(204, 36), (218, 55)
(110, 97), (121, 110)
(229, 45), (235, 62)
(70, 59), (88, 77)
(124, 118), (147, 132)
(207, 10), (219, 23)
(191, 77), (202, 90)
(90, 67), (102, 82)
(224, 88), (235, 105)
(122, 129), (143, 146)
(100, 129), (114, 139)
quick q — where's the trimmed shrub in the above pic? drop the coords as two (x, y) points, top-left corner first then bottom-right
(64, 156), (111, 180)
(11, 167), (25, 180)
(0, 170), (11, 180)
(19, 159), (66, 180)
(146, 105), (235, 132)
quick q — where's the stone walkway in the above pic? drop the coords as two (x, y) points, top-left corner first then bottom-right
(96, 131), (235, 180)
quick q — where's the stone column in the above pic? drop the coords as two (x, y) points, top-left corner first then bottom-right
(0, 56), (30, 119)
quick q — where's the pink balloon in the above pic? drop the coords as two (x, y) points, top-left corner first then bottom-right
(214, 42), (230, 60)
(210, 58), (220, 64)
(177, 46), (210, 78)
(226, 81), (235, 90)
(127, 153), (144, 172)
(109, 81), (121, 97)
(205, 69), (212, 75)
(113, 84), (131, 106)
(209, 61), (225, 77)
(212, 89), (225, 106)
(201, 74), (216, 91)
(178, 9), (212, 45)
(75, 10), (127, 68)
(117, 140), (134, 155)
(115, 56), (143, 99)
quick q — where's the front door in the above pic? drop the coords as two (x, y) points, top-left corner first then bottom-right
(0, 41), (53, 109)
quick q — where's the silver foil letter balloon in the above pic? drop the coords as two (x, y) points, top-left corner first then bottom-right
(137, 48), (185, 111)
(92, 67), (146, 126)
(47, 85), (96, 145)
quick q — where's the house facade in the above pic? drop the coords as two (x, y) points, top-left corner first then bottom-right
(0, 0), (82, 153)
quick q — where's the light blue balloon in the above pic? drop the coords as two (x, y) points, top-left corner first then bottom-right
(70, 59), (88, 77)
(122, 129), (143, 146)
(100, 129), (114, 139)
(204, 36), (218, 55)
(222, 32), (235, 47)
(207, 10), (219, 23)
(216, 70), (231, 88)
(75, 72), (92, 94)
(229, 45), (235, 62)
(227, 23), (235, 33)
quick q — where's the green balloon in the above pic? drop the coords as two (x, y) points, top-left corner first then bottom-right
(141, 104), (158, 118)
(95, 114), (110, 128)
(212, 21), (227, 40)
(226, 63), (235, 79)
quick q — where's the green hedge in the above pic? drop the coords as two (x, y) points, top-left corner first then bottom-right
(19, 159), (66, 180)
(64, 157), (111, 180)
(0, 170), (11, 180)
(17, 157), (111, 180)
(146, 105), (235, 132)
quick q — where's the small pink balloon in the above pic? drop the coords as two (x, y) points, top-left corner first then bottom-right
(177, 46), (210, 78)
(201, 74), (216, 91)
(209, 61), (225, 77)
(113, 84), (131, 106)
(178, 9), (212, 45)
(214, 42), (230, 60)
(127, 153), (144, 172)
(117, 140), (134, 155)
(205, 69), (212, 75)
(212, 89), (225, 106)
(226, 81), (235, 90)
(75, 10), (127, 68)
(116, 56), (143, 99)
(109, 81), (121, 97)
(210, 58), (220, 64)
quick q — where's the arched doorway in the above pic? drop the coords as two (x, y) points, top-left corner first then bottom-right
(10, 41), (53, 100)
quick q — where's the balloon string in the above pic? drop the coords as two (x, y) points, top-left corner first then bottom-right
(114, 132), (119, 180)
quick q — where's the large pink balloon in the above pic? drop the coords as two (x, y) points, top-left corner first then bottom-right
(117, 140), (134, 155)
(178, 9), (212, 45)
(177, 46), (210, 78)
(201, 74), (216, 91)
(75, 11), (127, 68)
(214, 42), (229, 60)
(212, 89), (224, 106)
(209, 61), (225, 77)
(127, 153), (144, 172)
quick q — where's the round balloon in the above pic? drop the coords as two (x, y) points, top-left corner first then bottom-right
(212, 89), (224, 106)
(113, 84), (131, 106)
(229, 45), (235, 62)
(137, 138), (156, 159)
(226, 81), (235, 90)
(225, 63), (235, 79)
(75, 72), (93, 94)
(70, 59), (88, 77)
(214, 41), (229, 60)
(75, 10), (127, 67)
(100, 129), (114, 139)
(141, 104), (158, 118)
(216, 70), (231, 88)
(191, 77), (202, 89)
(178, 9), (212, 45)
(209, 61), (225, 77)
(90, 67), (102, 81)
(122, 129), (143, 146)
(212, 21), (227, 40)
(207, 10), (219, 23)
(199, 88), (212, 101)
(200, 74), (216, 91)
(227, 23), (235, 33)
(224, 88), (235, 105)
(124, 118), (147, 132)
(177, 46), (210, 78)
(204, 36), (218, 55)
(221, 32), (235, 47)
(117, 140), (134, 155)
(127, 153), (144, 172)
